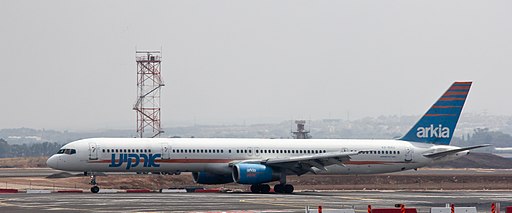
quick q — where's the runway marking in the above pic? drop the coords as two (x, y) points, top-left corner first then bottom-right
(240, 198), (305, 209)
(0, 199), (17, 207)
(336, 196), (381, 201)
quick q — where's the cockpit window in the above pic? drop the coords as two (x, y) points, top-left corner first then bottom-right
(57, 149), (76, 155)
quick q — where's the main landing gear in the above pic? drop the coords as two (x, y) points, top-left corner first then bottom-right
(273, 184), (294, 194)
(249, 184), (294, 194)
(250, 184), (271, 193)
(88, 172), (100, 193)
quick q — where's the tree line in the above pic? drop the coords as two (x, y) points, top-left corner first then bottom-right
(0, 139), (62, 158)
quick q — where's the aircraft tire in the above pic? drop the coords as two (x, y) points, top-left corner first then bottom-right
(250, 184), (261, 193)
(91, 186), (100, 193)
(284, 184), (294, 194)
(274, 184), (284, 193)
(260, 184), (271, 193)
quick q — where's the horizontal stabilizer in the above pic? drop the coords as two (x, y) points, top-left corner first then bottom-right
(423, 144), (491, 158)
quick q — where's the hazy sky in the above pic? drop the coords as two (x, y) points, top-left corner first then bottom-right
(1, 1), (511, 130)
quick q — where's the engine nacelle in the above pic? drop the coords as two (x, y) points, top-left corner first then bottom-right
(232, 164), (279, 184)
(192, 172), (234, 184)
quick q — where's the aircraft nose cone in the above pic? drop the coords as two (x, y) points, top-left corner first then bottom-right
(46, 155), (59, 169)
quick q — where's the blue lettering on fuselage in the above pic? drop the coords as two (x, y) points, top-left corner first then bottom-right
(109, 153), (161, 170)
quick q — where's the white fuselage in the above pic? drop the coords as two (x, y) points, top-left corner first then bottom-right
(47, 138), (466, 175)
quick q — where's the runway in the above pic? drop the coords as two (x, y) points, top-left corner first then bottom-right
(0, 191), (511, 212)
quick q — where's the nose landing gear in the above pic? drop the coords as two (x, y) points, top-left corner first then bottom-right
(89, 172), (100, 193)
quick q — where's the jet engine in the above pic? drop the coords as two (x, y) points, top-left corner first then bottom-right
(192, 172), (233, 184)
(232, 164), (279, 184)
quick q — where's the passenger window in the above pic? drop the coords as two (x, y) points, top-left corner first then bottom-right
(221, 150), (224, 153)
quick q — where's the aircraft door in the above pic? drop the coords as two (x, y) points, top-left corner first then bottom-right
(161, 143), (170, 160)
(405, 147), (413, 162)
(255, 147), (260, 156)
(88, 142), (98, 160)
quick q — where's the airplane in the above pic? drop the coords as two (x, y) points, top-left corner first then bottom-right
(46, 81), (490, 194)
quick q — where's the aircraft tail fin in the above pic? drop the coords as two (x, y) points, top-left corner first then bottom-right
(400, 82), (472, 145)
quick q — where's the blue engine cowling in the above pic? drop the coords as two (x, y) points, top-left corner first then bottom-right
(192, 172), (234, 184)
(232, 164), (279, 184)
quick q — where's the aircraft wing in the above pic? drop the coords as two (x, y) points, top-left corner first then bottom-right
(423, 144), (491, 158)
(236, 151), (360, 176)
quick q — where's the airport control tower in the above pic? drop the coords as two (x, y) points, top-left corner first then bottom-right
(291, 120), (312, 139)
(133, 50), (164, 138)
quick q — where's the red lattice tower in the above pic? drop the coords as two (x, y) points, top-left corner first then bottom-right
(133, 51), (164, 138)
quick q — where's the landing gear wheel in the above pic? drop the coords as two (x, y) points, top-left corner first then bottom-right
(89, 172), (100, 193)
(284, 184), (294, 194)
(91, 186), (100, 193)
(260, 184), (271, 193)
(274, 184), (284, 193)
(250, 184), (261, 193)
(274, 184), (293, 193)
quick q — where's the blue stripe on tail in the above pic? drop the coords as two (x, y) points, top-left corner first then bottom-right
(400, 82), (472, 145)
